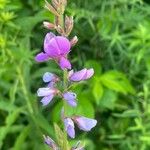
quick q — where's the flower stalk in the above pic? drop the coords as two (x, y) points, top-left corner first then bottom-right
(35, 0), (97, 149)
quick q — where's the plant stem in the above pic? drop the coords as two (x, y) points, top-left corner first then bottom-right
(17, 66), (33, 114)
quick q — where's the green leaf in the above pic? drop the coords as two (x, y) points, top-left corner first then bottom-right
(13, 125), (31, 150)
(92, 79), (103, 105)
(85, 60), (102, 75)
(5, 108), (22, 126)
(99, 89), (117, 109)
(100, 70), (135, 94)
(34, 113), (54, 136)
(66, 91), (95, 118)
(0, 100), (17, 112)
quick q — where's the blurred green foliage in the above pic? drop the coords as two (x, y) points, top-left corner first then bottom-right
(1, 0), (150, 149)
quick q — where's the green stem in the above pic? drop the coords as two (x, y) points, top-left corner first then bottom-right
(17, 66), (33, 114)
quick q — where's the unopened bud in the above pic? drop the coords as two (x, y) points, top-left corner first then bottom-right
(56, 25), (65, 35)
(65, 15), (74, 36)
(43, 21), (55, 30)
(45, 0), (59, 16)
(52, 0), (59, 9)
(70, 36), (78, 47)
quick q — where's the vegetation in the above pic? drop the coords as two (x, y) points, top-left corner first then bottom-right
(1, 0), (150, 149)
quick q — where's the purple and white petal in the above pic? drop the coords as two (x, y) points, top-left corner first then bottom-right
(37, 88), (55, 97)
(73, 116), (97, 131)
(44, 32), (56, 46)
(35, 52), (49, 62)
(84, 68), (94, 80)
(43, 72), (55, 83)
(69, 69), (87, 81)
(59, 57), (71, 70)
(41, 95), (54, 106)
(64, 118), (75, 138)
(63, 92), (77, 107)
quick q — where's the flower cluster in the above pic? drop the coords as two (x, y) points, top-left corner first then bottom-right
(35, 0), (97, 149)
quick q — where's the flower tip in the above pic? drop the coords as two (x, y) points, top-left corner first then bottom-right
(43, 72), (55, 83)
(74, 116), (97, 132)
(86, 68), (94, 79)
(70, 36), (78, 47)
(43, 21), (55, 30)
(35, 52), (49, 62)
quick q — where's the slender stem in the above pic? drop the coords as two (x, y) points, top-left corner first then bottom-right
(17, 66), (33, 114)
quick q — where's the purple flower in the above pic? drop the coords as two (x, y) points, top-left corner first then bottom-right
(43, 72), (56, 83)
(69, 68), (94, 82)
(42, 72), (59, 87)
(63, 92), (77, 107)
(64, 118), (75, 138)
(37, 87), (58, 106)
(73, 116), (97, 132)
(64, 116), (97, 138)
(35, 32), (71, 70)
(43, 135), (58, 149)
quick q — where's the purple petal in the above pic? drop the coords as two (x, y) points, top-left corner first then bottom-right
(55, 36), (71, 55)
(35, 52), (49, 62)
(64, 118), (75, 138)
(84, 68), (94, 80)
(59, 57), (71, 70)
(43, 72), (55, 83)
(63, 92), (77, 107)
(41, 95), (54, 106)
(37, 88), (55, 97)
(44, 34), (71, 58)
(69, 69), (87, 81)
(44, 32), (56, 46)
(44, 37), (60, 57)
(47, 81), (55, 88)
(74, 116), (97, 131)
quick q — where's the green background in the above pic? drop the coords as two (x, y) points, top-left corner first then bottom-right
(1, 0), (150, 149)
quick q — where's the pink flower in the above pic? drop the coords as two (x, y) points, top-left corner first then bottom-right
(68, 68), (94, 82)
(35, 32), (71, 70)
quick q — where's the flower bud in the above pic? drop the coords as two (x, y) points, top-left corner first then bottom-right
(45, 0), (59, 16)
(52, 0), (59, 9)
(43, 21), (55, 30)
(56, 25), (65, 35)
(70, 36), (78, 47)
(65, 15), (74, 36)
